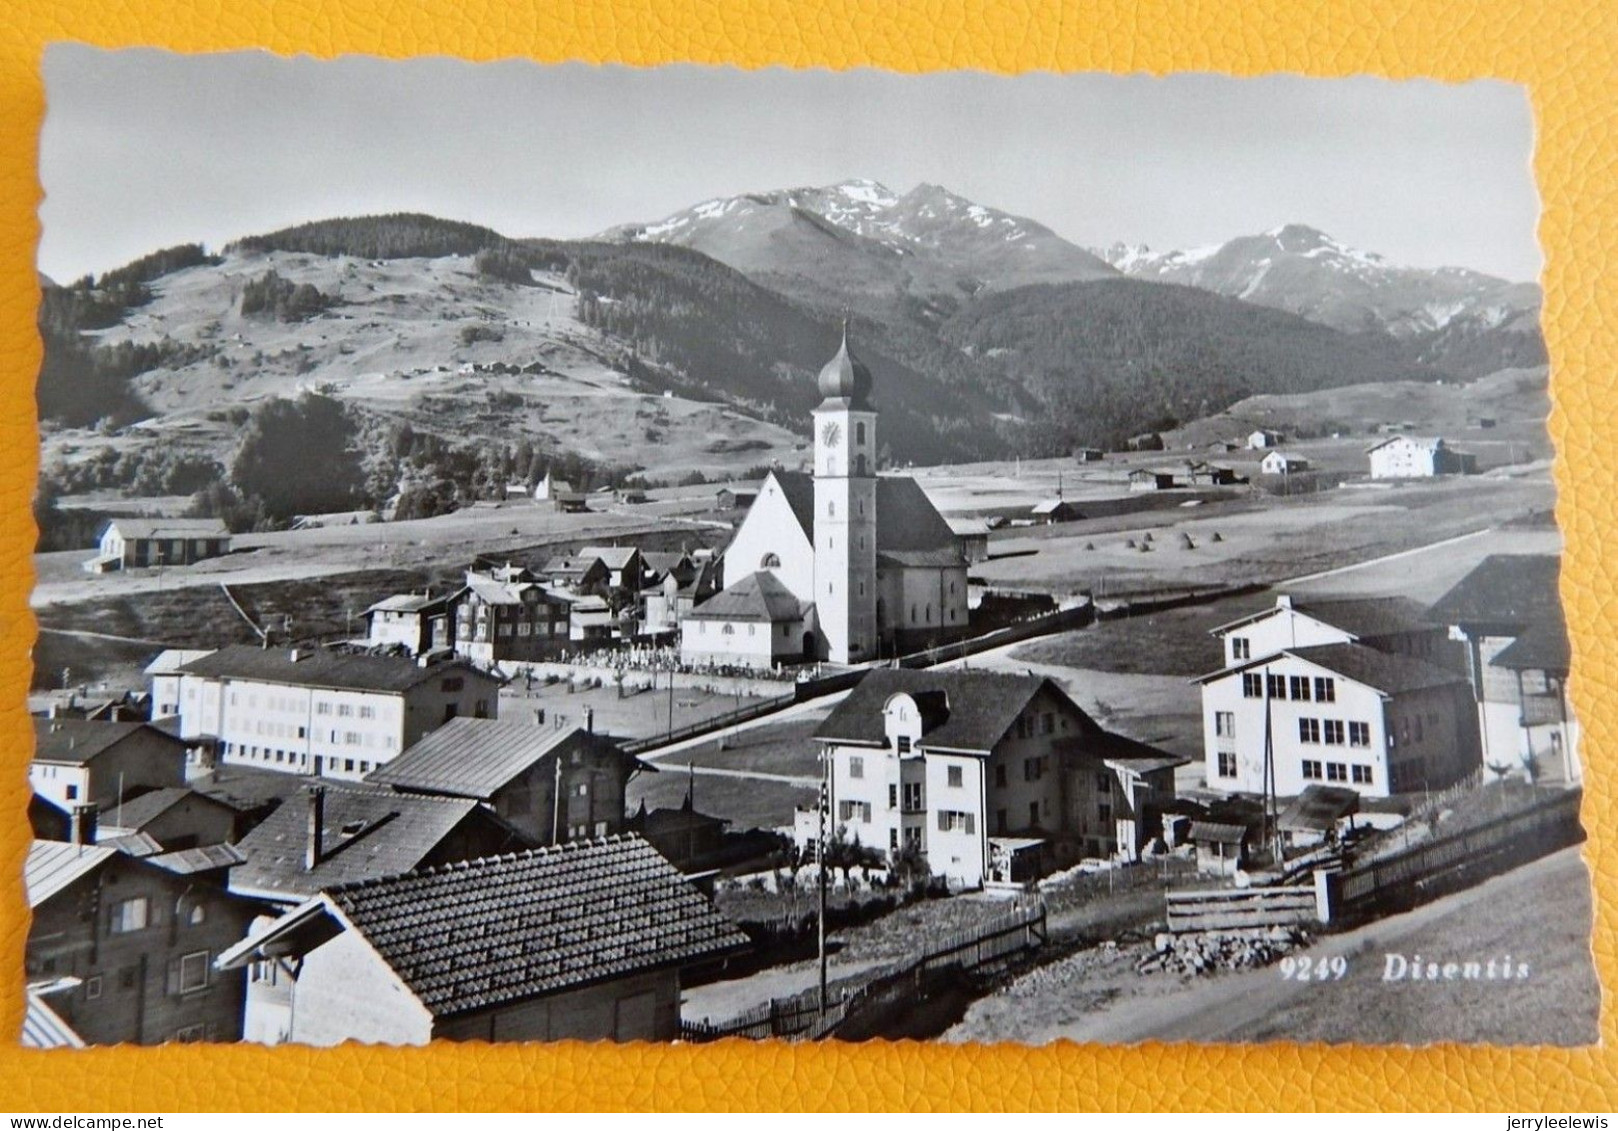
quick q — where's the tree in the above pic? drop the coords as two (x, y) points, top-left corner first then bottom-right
(230, 394), (366, 521)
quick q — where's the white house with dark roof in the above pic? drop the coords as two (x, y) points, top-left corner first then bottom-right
(704, 327), (969, 665)
(1367, 435), (1478, 479)
(174, 645), (501, 781)
(678, 571), (814, 670)
(1210, 594), (1456, 669)
(30, 717), (188, 813)
(363, 592), (451, 655)
(217, 836), (749, 1045)
(799, 668), (1185, 886)
(1194, 642), (1480, 799)
(82, 517), (232, 573)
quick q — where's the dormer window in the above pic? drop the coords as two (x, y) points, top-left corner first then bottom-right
(897, 735), (911, 754)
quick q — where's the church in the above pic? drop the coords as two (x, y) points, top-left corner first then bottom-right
(680, 328), (970, 669)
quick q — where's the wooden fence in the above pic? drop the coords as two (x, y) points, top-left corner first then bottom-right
(1165, 886), (1321, 933)
(1324, 787), (1583, 920)
(680, 901), (1048, 1043)
(621, 691), (795, 755)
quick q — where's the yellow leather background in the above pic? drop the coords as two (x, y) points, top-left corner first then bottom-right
(1, 0), (1614, 1112)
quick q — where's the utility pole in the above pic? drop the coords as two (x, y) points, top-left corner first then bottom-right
(817, 755), (830, 1017)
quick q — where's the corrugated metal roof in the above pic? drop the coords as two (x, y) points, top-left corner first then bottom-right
(22, 988), (85, 1049)
(368, 720), (627, 800)
(25, 840), (117, 907)
(322, 836), (749, 1018)
(148, 843), (247, 875)
(1188, 821), (1248, 846)
(179, 645), (493, 694)
(1278, 785), (1361, 833)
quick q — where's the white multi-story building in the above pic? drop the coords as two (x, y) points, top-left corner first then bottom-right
(1210, 594), (1455, 669)
(798, 669), (1184, 887)
(171, 645), (501, 782)
(1366, 436), (1477, 479)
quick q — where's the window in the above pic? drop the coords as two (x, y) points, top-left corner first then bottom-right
(85, 975), (102, 1001)
(176, 951), (210, 994)
(119, 968), (137, 991)
(937, 811), (975, 835)
(1096, 772), (1112, 794)
(1231, 637), (1250, 660)
(994, 764), (1007, 788)
(1302, 759), (1323, 780)
(64, 785), (78, 801)
(173, 1024), (207, 1043)
(1267, 673), (1286, 699)
(849, 756), (864, 780)
(1323, 720), (1345, 746)
(1349, 721), (1371, 747)
(901, 782), (924, 811)
(1351, 765), (1373, 784)
(1298, 718), (1321, 744)
(1289, 676), (1312, 701)
(838, 800), (872, 823)
(856, 422), (866, 445)
(888, 785), (898, 809)
(337, 704), (354, 717)
(1217, 751), (1238, 778)
(947, 765), (964, 788)
(1326, 762), (1348, 783)
(1215, 711), (1235, 738)
(1242, 674), (1263, 699)
(109, 897), (149, 934)
(889, 829), (899, 851)
(1314, 677), (1336, 703)
(441, 677), (464, 693)
(1040, 713), (1054, 735)
(1098, 803), (1112, 826)
(896, 735), (911, 754)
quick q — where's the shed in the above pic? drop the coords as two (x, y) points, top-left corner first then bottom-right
(1187, 820), (1249, 876)
(1277, 785), (1361, 848)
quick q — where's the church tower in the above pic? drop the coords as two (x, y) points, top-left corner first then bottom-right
(812, 323), (879, 664)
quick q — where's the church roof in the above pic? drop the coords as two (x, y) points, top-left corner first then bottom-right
(816, 324), (873, 410)
(685, 571), (809, 623)
(766, 471), (963, 564)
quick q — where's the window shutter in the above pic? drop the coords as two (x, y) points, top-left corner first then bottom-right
(166, 957), (182, 996)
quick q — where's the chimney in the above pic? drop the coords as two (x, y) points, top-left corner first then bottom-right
(305, 786), (326, 871)
(1276, 594), (1293, 609)
(583, 706), (594, 734)
(70, 802), (98, 846)
(288, 648), (303, 663)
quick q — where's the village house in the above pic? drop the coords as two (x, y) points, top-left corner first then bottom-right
(716, 485), (760, 511)
(946, 517), (993, 562)
(30, 717), (188, 813)
(1367, 435), (1478, 479)
(577, 545), (646, 590)
(1247, 429), (1285, 450)
(97, 786), (242, 850)
(1195, 641), (1480, 798)
(1073, 448), (1105, 463)
(626, 798), (729, 872)
(1184, 461), (1243, 487)
(217, 836), (749, 1045)
(171, 645), (501, 782)
(26, 838), (261, 1045)
(1210, 594), (1457, 669)
(680, 571), (814, 670)
(642, 556), (723, 637)
(536, 551), (610, 592)
(82, 517), (232, 574)
(1427, 554), (1578, 786)
(367, 718), (640, 844)
(1030, 498), (1085, 523)
(704, 331), (969, 665)
(1128, 469), (1178, 492)
(227, 781), (533, 908)
(446, 568), (573, 667)
(1259, 451), (1311, 476)
(798, 669), (1185, 887)
(363, 592), (451, 655)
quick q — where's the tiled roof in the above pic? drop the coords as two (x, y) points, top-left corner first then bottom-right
(1366, 435), (1447, 453)
(685, 571), (808, 623)
(147, 843), (247, 875)
(579, 546), (639, 570)
(1290, 596), (1436, 640)
(25, 840), (117, 907)
(1427, 554), (1564, 631)
(879, 547), (971, 569)
(104, 517), (230, 541)
(143, 648), (214, 676)
(815, 668), (1055, 752)
(179, 644), (491, 694)
(32, 718), (182, 766)
(322, 836), (749, 1018)
(369, 721), (627, 800)
(767, 471), (961, 559)
(1493, 615), (1572, 673)
(230, 784), (517, 901)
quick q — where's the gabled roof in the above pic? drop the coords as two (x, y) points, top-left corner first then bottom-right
(1032, 498), (1083, 513)
(147, 843), (247, 875)
(179, 645), (492, 695)
(369, 721), (628, 800)
(579, 546), (640, 570)
(641, 551), (693, 575)
(1427, 554), (1564, 631)
(224, 837), (749, 1020)
(32, 718), (183, 766)
(685, 571), (809, 623)
(1196, 642), (1466, 696)
(765, 471), (961, 559)
(815, 668), (1061, 752)
(1366, 435), (1447, 454)
(1278, 785), (1361, 834)
(143, 648), (214, 677)
(945, 517), (993, 537)
(1211, 595), (1436, 640)
(98, 787), (210, 831)
(1188, 821), (1248, 846)
(230, 784), (520, 901)
(25, 840), (118, 907)
(103, 517), (230, 541)
(364, 593), (449, 616)
(539, 554), (605, 577)
(1493, 616), (1572, 673)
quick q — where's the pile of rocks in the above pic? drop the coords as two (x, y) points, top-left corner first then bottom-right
(1136, 926), (1310, 977)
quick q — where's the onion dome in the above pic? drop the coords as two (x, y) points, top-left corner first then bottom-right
(816, 321), (873, 409)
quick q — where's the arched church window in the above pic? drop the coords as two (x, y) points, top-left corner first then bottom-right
(856, 455), (868, 476)
(722, 624), (735, 635)
(857, 422), (866, 445)
(760, 552), (781, 569)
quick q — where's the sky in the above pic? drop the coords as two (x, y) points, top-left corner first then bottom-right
(39, 47), (1541, 283)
